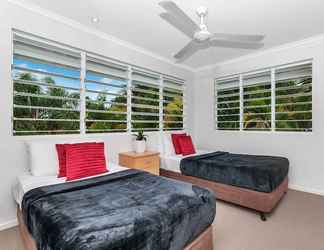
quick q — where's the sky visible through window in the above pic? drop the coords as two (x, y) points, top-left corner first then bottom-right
(13, 58), (125, 102)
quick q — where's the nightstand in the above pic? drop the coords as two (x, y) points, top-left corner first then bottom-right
(119, 151), (160, 175)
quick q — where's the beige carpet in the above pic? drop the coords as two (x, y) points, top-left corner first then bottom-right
(1, 189), (323, 250)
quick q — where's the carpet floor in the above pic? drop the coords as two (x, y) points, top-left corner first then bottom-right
(0, 189), (323, 250)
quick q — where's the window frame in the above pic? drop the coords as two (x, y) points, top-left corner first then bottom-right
(12, 37), (82, 136)
(242, 70), (272, 131)
(84, 56), (129, 134)
(11, 31), (186, 136)
(130, 69), (161, 132)
(214, 60), (313, 133)
(162, 77), (185, 131)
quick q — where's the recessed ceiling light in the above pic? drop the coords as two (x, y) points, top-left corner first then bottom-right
(91, 17), (99, 23)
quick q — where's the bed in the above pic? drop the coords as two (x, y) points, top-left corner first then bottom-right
(160, 149), (289, 221)
(13, 161), (216, 250)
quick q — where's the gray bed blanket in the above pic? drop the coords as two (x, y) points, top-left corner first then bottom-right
(180, 152), (289, 193)
(22, 169), (216, 250)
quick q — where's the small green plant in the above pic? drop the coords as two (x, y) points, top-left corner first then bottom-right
(133, 130), (148, 141)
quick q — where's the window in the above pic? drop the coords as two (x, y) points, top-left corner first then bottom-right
(215, 77), (240, 130)
(275, 64), (312, 132)
(243, 71), (272, 131)
(131, 70), (160, 131)
(85, 57), (128, 133)
(13, 36), (81, 135)
(215, 61), (312, 132)
(12, 32), (185, 136)
(163, 78), (184, 130)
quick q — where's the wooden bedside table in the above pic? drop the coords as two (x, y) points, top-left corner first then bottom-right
(119, 151), (160, 175)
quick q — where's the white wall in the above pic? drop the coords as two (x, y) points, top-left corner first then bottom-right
(0, 1), (194, 229)
(4, 0), (324, 232)
(193, 35), (324, 196)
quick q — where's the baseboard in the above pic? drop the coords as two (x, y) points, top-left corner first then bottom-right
(289, 184), (324, 196)
(0, 219), (18, 231)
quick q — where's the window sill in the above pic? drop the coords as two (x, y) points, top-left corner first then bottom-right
(215, 129), (313, 135)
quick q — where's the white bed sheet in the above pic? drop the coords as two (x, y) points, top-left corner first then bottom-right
(13, 162), (128, 208)
(161, 149), (211, 173)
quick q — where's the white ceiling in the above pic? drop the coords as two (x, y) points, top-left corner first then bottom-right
(19, 0), (324, 69)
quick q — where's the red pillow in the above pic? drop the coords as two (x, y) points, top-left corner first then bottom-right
(178, 136), (196, 156)
(171, 133), (186, 154)
(65, 142), (108, 181)
(56, 144), (67, 177)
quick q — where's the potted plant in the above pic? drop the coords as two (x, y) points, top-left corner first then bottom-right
(133, 130), (148, 153)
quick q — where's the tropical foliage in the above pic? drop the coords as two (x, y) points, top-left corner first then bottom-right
(13, 71), (183, 135)
(163, 87), (183, 130)
(14, 73), (80, 134)
(243, 81), (272, 130)
(216, 86), (240, 130)
(216, 76), (312, 132)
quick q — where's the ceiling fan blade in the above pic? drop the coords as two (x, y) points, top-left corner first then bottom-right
(209, 39), (264, 49)
(174, 40), (199, 60)
(212, 33), (264, 42)
(160, 13), (196, 38)
(159, 1), (199, 33)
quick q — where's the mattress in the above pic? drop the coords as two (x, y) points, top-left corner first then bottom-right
(13, 162), (127, 208)
(161, 150), (211, 173)
(181, 152), (289, 193)
(22, 169), (216, 250)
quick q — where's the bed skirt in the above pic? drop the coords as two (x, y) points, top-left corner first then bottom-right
(17, 207), (213, 250)
(160, 169), (288, 220)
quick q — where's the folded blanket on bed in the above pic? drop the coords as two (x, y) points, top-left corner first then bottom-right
(22, 169), (216, 250)
(180, 151), (289, 193)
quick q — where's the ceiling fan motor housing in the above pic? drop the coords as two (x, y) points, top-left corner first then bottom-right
(194, 30), (211, 42)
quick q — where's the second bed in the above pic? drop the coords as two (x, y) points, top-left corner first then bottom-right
(160, 149), (289, 221)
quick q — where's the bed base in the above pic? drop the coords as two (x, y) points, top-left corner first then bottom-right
(17, 207), (36, 250)
(160, 169), (288, 221)
(17, 207), (213, 250)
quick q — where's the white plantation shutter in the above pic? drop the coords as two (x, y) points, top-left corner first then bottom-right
(163, 78), (184, 130)
(215, 76), (240, 130)
(243, 71), (272, 131)
(275, 63), (312, 132)
(131, 69), (160, 131)
(14, 36), (81, 69)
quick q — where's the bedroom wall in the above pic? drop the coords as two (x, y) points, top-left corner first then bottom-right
(193, 34), (324, 196)
(0, 1), (194, 230)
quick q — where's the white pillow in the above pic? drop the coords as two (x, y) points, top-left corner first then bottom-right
(26, 140), (59, 176)
(26, 139), (104, 176)
(162, 133), (176, 156)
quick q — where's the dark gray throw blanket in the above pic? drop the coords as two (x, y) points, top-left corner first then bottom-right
(180, 152), (289, 193)
(22, 169), (216, 250)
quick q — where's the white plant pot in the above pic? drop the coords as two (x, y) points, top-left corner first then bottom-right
(134, 140), (146, 153)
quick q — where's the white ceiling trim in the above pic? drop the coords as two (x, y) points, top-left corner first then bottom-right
(196, 32), (324, 73)
(8, 0), (196, 72)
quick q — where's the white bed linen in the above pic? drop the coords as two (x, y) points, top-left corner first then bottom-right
(161, 150), (211, 173)
(13, 162), (128, 208)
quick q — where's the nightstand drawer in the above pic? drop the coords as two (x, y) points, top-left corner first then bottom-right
(119, 151), (160, 175)
(133, 156), (159, 169)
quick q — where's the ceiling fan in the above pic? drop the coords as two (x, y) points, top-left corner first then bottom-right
(159, 1), (265, 60)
